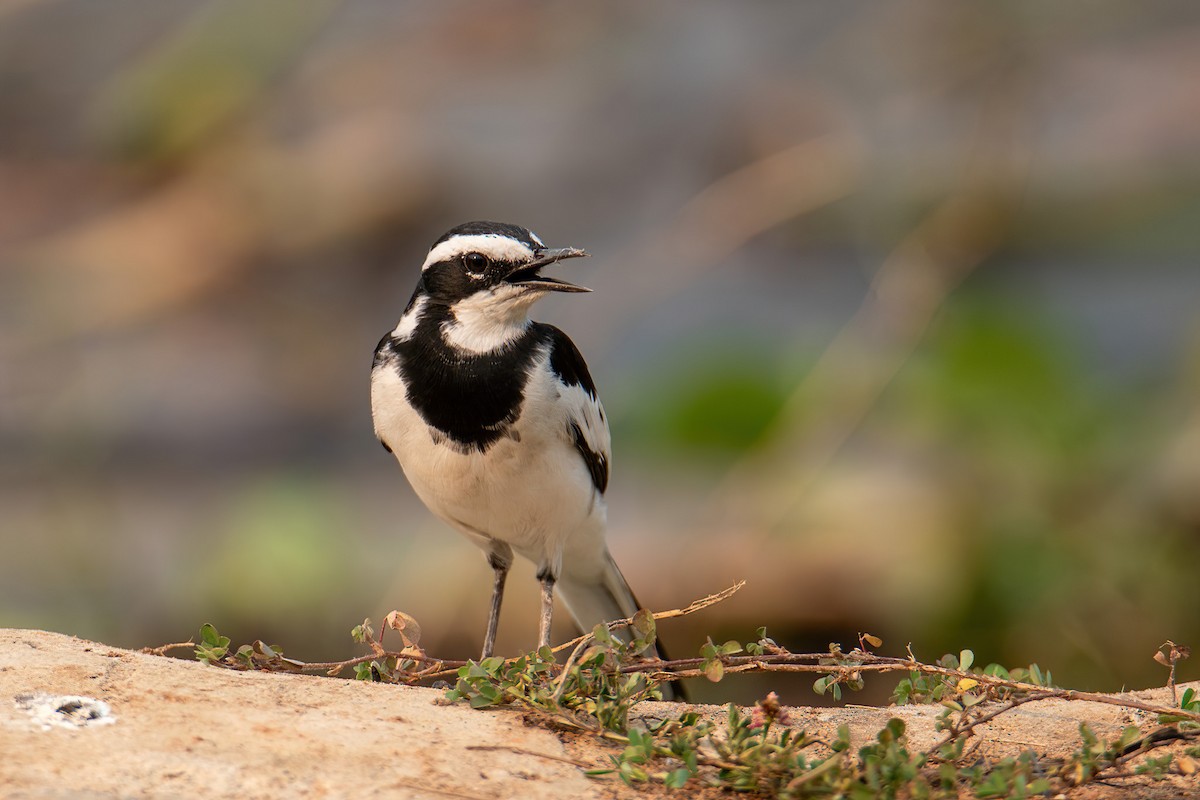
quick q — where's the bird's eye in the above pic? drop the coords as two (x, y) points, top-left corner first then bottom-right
(463, 253), (489, 274)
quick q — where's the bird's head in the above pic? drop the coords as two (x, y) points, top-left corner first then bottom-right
(417, 221), (589, 308)
(405, 221), (590, 353)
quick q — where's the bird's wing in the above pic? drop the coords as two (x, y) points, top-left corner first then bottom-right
(541, 324), (611, 495)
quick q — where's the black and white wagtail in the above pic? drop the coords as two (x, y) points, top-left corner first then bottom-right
(372, 221), (676, 690)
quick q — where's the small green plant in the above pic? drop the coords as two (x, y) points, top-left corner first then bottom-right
(446, 611), (664, 733)
(441, 628), (1200, 796)
(1160, 686), (1200, 729)
(591, 696), (900, 797)
(194, 622), (230, 664)
(175, 586), (1200, 797)
(854, 718), (941, 799)
(811, 640), (868, 702)
(698, 636), (744, 683)
(962, 751), (1050, 798)
(892, 648), (1054, 708)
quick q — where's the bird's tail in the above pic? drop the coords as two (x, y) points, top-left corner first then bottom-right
(556, 550), (687, 702)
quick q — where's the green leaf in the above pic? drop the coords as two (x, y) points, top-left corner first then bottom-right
(592, 624), (614, 645)
(469, 693), (496, 709)
(630, 727), (652, 749)
(664, 768), (692, 788)
(959, 649), (974, 672)
(199, 623), (228, 649)
(832, 724), (852, 752)
(702, 659), (724, 683)
(631, 609), (655, 640)
(718, 640), (743, 656)
(194, 623), (231, 663)
(1115, 726), (1140, 751)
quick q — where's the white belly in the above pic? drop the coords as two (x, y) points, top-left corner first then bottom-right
(370, 359), (607, 573)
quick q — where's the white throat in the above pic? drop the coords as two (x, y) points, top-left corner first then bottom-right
(442, 286), (539, 353)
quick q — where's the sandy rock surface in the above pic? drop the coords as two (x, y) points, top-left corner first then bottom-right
(0, 629), (595, 799)
(1, 629), (1195, 798)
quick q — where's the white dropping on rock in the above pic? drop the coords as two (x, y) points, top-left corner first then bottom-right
(13, 693), (115, 731)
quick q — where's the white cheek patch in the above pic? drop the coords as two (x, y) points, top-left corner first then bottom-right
(442, 285), (539, 353)
(422, 235), (536, 271)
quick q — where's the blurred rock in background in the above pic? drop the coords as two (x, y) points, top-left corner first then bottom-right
(2, 1), (1199, 704)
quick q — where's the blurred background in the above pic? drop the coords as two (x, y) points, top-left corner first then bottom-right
(2, 1), (1199, 705)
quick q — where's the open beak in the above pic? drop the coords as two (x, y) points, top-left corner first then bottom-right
(505, 247), (591, 293)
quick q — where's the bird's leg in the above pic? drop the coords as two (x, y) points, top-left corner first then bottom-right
(536, 565), (557, 651)
(482, 545), (513, 660)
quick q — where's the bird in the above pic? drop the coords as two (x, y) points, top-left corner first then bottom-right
(371, 221), (678, 696)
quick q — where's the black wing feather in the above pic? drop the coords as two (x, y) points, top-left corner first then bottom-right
(570, 421), (609, 494)
(545, 325), (598, 399)
(539, 324), (609, 494)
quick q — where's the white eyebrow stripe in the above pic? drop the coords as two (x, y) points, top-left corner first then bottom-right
(421, 234), (536, 271)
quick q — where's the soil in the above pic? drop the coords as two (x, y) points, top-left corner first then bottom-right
(1, 629), (1195, 798)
